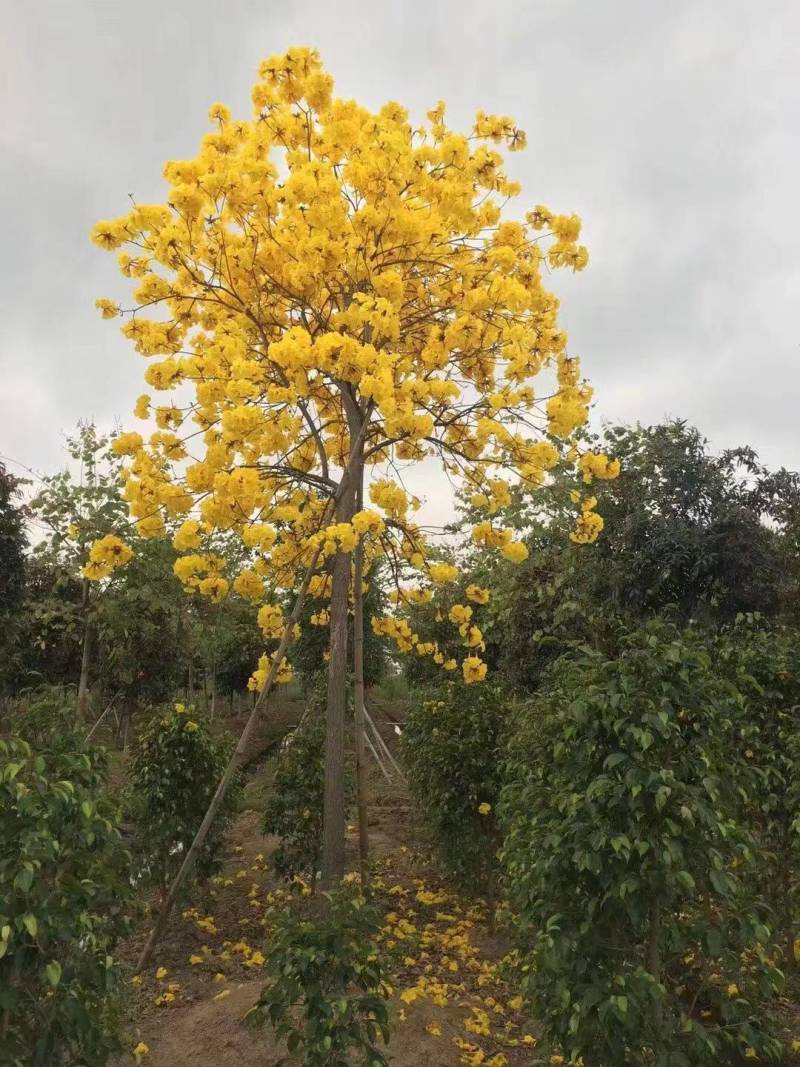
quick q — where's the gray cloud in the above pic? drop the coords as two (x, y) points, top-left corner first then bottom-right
(2, 0), (798, 523)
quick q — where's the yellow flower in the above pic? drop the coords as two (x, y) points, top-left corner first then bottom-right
(155, 967), (168, 980)
(213, 988), (231, 1001)
(95, 298), (119, 319)
(133, 1042), (149, 1061)
(83, 534), (134, 581)
(465, 584), (490, 604)
(500, 540), (529, 563)
(726, 982), (739, 998)
(425, 1022), (442, 1036)
(462, 656), (488, 684)
(478, 802), (492, 816)
(189, 954), (203, 965)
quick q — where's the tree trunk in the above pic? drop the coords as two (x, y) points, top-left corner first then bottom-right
(646, 896), (660, 979)
(321, 391), (361, 890)
(352, 462), (370, 885)
(77, 578), (92, 719)
(646, 895), (662, 1032)
(321, 494), (356, 889)
(116, 697), (132, 750)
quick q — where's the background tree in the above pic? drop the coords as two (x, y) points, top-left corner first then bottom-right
(448, 420), (800, 693)
(0, 464), (30, 695)
(28, 424), (133, 717)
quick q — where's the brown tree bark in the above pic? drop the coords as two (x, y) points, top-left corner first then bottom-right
(321, 388), (362, 890)
(352, 463), (370, 885)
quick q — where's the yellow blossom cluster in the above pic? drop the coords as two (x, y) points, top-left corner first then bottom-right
(82, 534), (134, 580)
(577, 451), (621, 484)
(569, 495), (604, 545)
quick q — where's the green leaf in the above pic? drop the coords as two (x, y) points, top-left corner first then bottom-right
(22, 914), (38, 938)
(3, 762), (22, 782)
(14, 867), (34, 893)
(45, 960), (62, 987)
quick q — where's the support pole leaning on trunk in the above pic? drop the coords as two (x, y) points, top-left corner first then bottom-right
(135, 415), (371, 973)
(136, 541), (322, 973)
(364, 705), (403, 779)
(352, 465), (370, 885)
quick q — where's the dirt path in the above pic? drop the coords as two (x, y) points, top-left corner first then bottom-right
(141, 980), (271, 1065)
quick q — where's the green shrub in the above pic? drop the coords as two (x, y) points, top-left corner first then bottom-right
(264, 706), (327, 880)
(0, 736), (132, 1066)
(128, 701), (240, 894)
(248, 884), (391, 1066)
(402, 679), (506, 899)
(713, 618), (800, 965)
(501, 621), (784, 1066)
(1, 685), (80, 750)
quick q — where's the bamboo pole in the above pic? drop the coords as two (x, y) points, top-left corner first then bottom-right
(364, 705), (403, 778)
(363, 727), (391, 782)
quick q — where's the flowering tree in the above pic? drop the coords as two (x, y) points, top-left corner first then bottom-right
(90, 47), (616, 900)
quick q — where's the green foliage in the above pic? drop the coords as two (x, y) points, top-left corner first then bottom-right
(440, 420), (800, 694)
(713, 617), (800, 960)
(402, 679), (506, 898)
(0, 462), (27, 616)
(128, 703), (240, 892)
(290, 575), (388, 692)
(264, 700), (328, 880)
(1, 685), (81, 750)
(0, 549), (87, 695)
(93, 537), (183, 706)
(501, 621), (784, 1066)
(193, 594), (264, 698)
(0, 735), (132, 1066)
(249, 884), (391, 1066)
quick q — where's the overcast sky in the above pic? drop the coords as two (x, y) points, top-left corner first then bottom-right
(2, 0), (798, 525)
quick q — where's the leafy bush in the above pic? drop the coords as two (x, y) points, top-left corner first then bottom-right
(501, 621), (784, 1066)
(0, 736), (132, 1066)
(249, 884), (391, 1066)
(402, 679), (506, 899)
(713, 618), (800, 964)
(128, 702), (240, 894)
(1, 685), (80, 750)
(264, 701), (328, 880)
